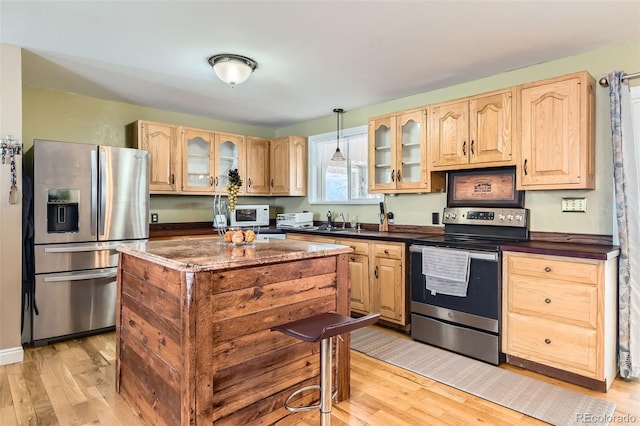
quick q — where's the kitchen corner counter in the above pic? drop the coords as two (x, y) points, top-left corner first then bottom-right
(118, 237), (352, 272)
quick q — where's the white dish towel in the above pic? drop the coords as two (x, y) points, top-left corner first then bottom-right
(422, 246), (471, 297)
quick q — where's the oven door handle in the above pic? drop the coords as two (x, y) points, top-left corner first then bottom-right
(409, 245), (499, 262)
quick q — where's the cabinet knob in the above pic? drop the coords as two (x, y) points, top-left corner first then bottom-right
(544, 267), (551, 272)
(384, 249), (389, 254)
(350, 256), (355, 262)
(544, 339), (551, 344)
(545, 298), (551, 304)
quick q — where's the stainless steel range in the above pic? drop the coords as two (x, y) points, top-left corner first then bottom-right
(410, 206), (529, 365)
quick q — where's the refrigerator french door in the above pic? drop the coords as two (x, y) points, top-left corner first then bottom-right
(26, 139), (149, 345)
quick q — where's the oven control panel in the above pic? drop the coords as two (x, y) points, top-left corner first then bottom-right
(442, 207), (528, 228)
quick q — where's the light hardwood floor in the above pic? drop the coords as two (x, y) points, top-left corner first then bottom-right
(1, 328), (638, 425)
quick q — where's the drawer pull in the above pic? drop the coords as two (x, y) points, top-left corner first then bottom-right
(544, 338), (551, 344)
(544, 267), (551, 272)
(350, 256), (355, 262)
(545, 298), (551, 304)
(384, 249), (389, 254)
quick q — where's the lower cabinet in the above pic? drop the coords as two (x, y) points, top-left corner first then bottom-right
(287, 234), (407, 327)
(502, 251), (618, 391)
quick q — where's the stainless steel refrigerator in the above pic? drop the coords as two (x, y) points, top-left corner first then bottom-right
(24, 139), (149, 345)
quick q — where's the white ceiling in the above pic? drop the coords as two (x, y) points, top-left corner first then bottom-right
(2, 1), (639, 128)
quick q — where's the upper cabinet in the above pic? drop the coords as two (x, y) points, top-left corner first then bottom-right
(130, 119), (306, 196)
(369, 108), (445, 194)
(129, 120), (180, 194)
(516, 71), (595, 190)
(180, 128), (245, 195)
(430, 88), (515, 171)
(269, 136), (307, 196)
(245, 136), (271, 195)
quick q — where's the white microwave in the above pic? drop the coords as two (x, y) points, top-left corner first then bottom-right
(229, 205), (270, 228)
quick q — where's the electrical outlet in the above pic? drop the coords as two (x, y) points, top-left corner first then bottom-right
(151, 212), (159, 223)
(561, 197), (587, 212)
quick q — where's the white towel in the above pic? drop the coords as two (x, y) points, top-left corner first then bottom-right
(422, 246), (471, 297)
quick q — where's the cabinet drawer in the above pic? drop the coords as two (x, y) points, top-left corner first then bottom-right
(372, 243), (403, 260)
(335, 239), (369, 255)
(506, 312), (598, 378)
(507, 276), (598, 328)
(505, 253), (599, 285)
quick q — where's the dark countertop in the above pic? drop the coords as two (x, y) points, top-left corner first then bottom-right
(150, 222), (619, 259)
(501, 240), (620, 260)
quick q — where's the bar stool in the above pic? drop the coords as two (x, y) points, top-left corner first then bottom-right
(271, 312), (380, 426)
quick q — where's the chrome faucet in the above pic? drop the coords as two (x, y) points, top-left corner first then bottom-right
(326, 210), (333, 229)
(339, 212), (346, 229)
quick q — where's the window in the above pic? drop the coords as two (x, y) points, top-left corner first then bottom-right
(308, 125), (383, 204)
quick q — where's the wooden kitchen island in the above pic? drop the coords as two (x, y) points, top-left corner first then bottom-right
(115, 237), (352, 425)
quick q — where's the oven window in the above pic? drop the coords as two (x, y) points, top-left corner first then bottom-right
(411, 251), (500, 320)
(235, 209), (257, 222)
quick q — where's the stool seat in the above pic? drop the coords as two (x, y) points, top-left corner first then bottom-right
(271, 312), (381, 342)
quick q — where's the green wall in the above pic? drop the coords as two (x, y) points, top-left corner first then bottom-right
(22, 40), (640, 233)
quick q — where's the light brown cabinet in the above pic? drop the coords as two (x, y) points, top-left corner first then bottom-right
(502, 251), (618, 391)
(430, 88), (515, 171)
(129, 120), (180, 193)
(245, 136), (270, 195)
(180, 128), (245, 195)
(369, 108), (445, 194)
(287, 234), (407, 327)
(270, 136), (307, 196)
(516, 71), (595, 190)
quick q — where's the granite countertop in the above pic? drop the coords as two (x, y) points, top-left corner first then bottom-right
(119, 237), (353, 272)
(500, 240), (620, 260)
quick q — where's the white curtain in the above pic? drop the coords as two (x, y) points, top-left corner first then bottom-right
(608, 71), (640, 379)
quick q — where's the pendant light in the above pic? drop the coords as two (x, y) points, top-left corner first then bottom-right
(331, 108), (346, 161)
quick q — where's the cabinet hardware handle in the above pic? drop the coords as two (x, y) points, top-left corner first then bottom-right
(545, 298), (551, 304)
(523, 159), (528, 175)
(391, 170), (395, 182)
(209, 176), (214, 186)
(544, 339), (551, 344)
(270, 179), (274, 188)
(462, 141), (467, 156)
(374, 265), (378, 279)
(397, 170), (401, 182)
(384, 249), (389, 254)
(171, 174), (175, 185)
(248, 177), (252, 188)
(215, 176), (219, 186)
(470, 140), (475, 155)
(544, 267), (551, 272)
(350, 256), (355, 262)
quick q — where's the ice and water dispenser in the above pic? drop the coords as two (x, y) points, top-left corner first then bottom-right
(46, 188), (79, 233)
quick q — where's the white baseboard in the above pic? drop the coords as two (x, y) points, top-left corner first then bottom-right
(0, 346), (24, 366)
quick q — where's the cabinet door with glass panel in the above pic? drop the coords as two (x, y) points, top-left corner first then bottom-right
(369, 108), (444, 193)
(214, 132), (246, 195)
(368, 115), (397, 192)
(181, 127), (215, 194)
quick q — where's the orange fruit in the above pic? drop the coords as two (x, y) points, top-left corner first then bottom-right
(245, 230), (255, 243)
(231, 231), (245, 244)
(224, 230), (233, 242)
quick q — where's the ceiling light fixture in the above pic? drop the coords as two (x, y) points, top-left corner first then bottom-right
(208, 54), (258, 87)
(331, 108), (346, 162)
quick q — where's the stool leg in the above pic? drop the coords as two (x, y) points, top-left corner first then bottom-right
(320, 336), (333, 426)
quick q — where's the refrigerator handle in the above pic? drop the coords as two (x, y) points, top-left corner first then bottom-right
(43, 269), (118, 283)
(91, 150), (98, 236)
(44, 243), (124, 253)
(99, 148), (107, 237)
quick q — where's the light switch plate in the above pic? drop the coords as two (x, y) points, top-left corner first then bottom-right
(561, 197), (587, 212)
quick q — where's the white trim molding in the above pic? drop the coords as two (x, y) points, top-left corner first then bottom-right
(0, 345), (24, 366)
